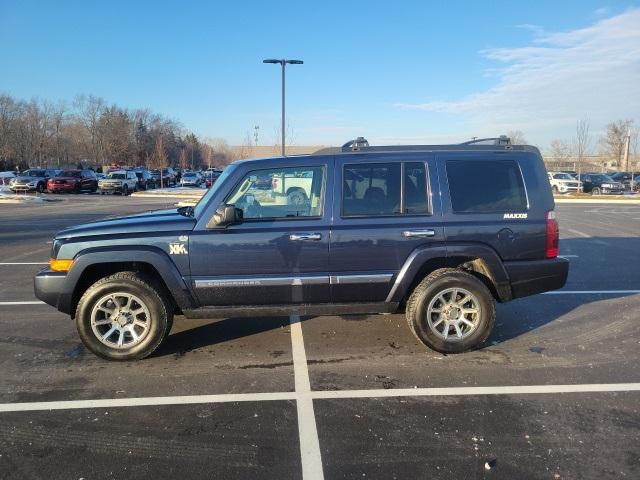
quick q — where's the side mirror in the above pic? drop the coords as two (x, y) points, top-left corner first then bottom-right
(212, 204), (243, 227)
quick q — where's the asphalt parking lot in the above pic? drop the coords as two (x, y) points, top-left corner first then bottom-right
(1, 195), (639, 479)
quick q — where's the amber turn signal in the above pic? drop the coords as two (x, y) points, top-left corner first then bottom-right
(49, 258), (74, 272)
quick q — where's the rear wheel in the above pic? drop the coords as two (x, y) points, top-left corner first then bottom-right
(406, 268), (495, 353)
(122, 184), (129, 196)
(75, 272), (172, 360)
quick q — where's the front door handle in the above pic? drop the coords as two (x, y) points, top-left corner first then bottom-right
(402, 229), (435, 238)
(289, 233), (322, 241)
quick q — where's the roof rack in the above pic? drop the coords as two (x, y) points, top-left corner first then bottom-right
(459, 135), (512, 146)
(313, 135), (526, 155)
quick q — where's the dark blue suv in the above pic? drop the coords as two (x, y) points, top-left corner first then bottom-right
(35, 137), (568, 360)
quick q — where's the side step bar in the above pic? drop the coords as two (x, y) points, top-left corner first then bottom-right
(182, 302), (399, 319)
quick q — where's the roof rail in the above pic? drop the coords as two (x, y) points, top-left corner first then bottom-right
(312, 134), (531, 155)
(342, 137), (370, 152)
(460, 135), (512, 146)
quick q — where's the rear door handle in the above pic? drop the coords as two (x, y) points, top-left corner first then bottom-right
(402, 229), (435, 238)
(289, 233), (322, 241)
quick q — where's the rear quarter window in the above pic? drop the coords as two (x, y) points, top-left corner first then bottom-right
(446, 159), (527, 213)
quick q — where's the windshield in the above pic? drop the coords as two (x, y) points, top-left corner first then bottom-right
(59, 170), (81, 177)
(591, 174), (614, 182)
(553, 173), (574, 180)
(107, 173), (126, 179)
(193, 165), (236, 218)
(23, 169), (45, 177)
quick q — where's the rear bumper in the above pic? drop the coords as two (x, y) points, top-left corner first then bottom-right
(504, 257), (569, 300)
(34, 269), (72, 314)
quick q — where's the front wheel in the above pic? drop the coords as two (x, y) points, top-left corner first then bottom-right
(75, 272), (172, 360)
(552, 186), (559, 194)
(406, 268), (495, 354)
(122, 184), (129, 196)
(591, 187), (601, 196)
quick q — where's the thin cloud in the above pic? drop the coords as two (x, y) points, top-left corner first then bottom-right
(396, 9), (640, 143)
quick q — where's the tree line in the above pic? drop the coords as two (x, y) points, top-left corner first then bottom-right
(547, 119), (639, 171)
(0, 93), (236, 172)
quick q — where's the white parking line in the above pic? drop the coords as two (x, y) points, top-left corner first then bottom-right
(558, 255), (578, 258)
(543, 290), (640, 295)
(290, 315), (325, 480)
(0, 392), (296, 413)
(313, 383), (640, 399)
(566, 228), (590, 238)
(0, 383), (638, 413)
(0, 262), (48, 265)
(0, 301), (45, 305)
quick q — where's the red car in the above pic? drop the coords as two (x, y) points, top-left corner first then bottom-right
(47, 169), (98, 193)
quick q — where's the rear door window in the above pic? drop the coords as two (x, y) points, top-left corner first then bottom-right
(342, 163), (401, 216)
(446, 159), (527, 213)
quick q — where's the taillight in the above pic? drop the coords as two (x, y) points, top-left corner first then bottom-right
(545, 210), (559, 258)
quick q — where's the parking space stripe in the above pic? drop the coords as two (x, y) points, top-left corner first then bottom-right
(1, 383), (638, 414)
(0, 301), (45, 305)
(543, 290), (640, 294)
(290, 315), (325, 480)
(312, 383), (640, 399)
(0, 392), (296, 413)
(0, 262), (48, 265)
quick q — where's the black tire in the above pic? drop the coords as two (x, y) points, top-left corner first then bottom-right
(406, 268), (495, 354)
(552, 185), (559, 194)
(75, 271), (173, 361)
(122, 184), (129, 196)
(591, 187), (601, 196)
(37, 182), (45, 193)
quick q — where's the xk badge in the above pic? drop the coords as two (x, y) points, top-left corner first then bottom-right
(169, 243), (188, 255)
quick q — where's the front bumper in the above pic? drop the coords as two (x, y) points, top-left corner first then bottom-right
(504, 257), (569, 299)
(48, 183), (76, 192)
(99, 184), (124, 192)
(34, 269), (72, 313)
(10, 185), (36, 192)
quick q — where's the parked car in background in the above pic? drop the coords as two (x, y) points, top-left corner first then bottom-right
(547, 172), (582, 194)
(9, 168), (57, 193)
(149, 168), (176, 187)
(47, 169), (98, 193)
(0, 171), (16, 188)
(579, 173), (624, 195)
(203, 170), (222, 188)
(610, 172), (640, 191)
(134, 170), (155, 190)
(98, 170), (138, 195)
(180, 171), (202, 187)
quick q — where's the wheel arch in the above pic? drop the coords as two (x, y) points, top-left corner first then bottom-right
(386, 243), (512, 305)
(63, 246), (196, 317)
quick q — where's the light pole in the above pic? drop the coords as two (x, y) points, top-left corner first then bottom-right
(263, 58), (303, 156)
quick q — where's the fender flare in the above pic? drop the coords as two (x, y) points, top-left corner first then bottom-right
(385, 243), (512, 303)
(59, 245), (196, 313)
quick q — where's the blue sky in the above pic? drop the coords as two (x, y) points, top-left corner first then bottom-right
(1, 1), (638, 148)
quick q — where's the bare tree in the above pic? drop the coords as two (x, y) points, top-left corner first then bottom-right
(599, 119), (633, 170)
(153, 135), (167, 189)
(549, 139), (572, 165)
(573, 119), (590, 190)
(507, 130), (527, 145)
